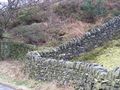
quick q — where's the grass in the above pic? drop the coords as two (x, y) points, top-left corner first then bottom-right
(0, 60), (41, 90)
(0, 72), (43, 90)
(72, 39), (120, 70)
(0, 73), (30, 89)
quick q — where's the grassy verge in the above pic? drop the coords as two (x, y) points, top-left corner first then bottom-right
(0, 60), (42, 90)
(0, 74), (43, 90)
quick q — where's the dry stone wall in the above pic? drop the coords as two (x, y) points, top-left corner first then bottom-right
(25, 51), (120, 90)
(24, 15), (120, 90)
(38, 15), (120, 60)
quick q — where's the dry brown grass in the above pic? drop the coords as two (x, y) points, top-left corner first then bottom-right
(0, 60), (25, 80)
(60, 20), (94, 40)
(35, 82), (74, 90)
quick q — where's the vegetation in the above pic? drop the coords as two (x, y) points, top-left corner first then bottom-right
(72, 39), (120, 70)
(11, 24), (47, 45)
(54, 2), (81, 20)
(0, 0), (119, 68)
(18, 7), (48, 25)
(0, 0), (119, 89)
(0, 41), (35, 60)
(0, 0), (119, 46)
(0, 28), (4, 39)
(54, 0), (108, 23)
(80, 0), (107, 23)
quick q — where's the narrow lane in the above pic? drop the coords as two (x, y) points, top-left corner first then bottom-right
(0, 84), (14, 90)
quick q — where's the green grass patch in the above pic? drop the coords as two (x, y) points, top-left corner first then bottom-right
(72, 39), (120, 70)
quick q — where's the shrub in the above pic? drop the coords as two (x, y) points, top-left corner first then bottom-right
(0, 41), (34, 60)
(18, 7), (48, 25)
(54, 0), (108, 23)
(0, 28), (4, 39)
(18, 10), (32, 25)
(8, 20), (21, 29)
(12, 23), (47, 45)
(111, 9), (120, 16)
(80, 0), (107, 23)
(54, 2), (81, 20)
(9, 42), (34, 59)
(31, 11), (48, 23)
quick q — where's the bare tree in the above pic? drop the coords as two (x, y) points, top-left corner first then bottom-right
(0, 3), (10, 30)
(8, 0), (19, 9)
(0, 0), (20, 30)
